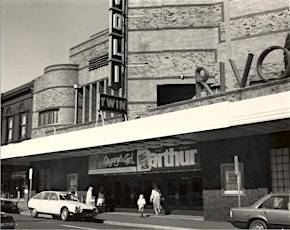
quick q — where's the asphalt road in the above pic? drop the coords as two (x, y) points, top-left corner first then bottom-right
(9, 213), (143, 229)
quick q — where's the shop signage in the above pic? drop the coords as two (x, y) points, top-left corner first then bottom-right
(196, 45), (290, 97)
(108, 0), (124, 90)
(136, 148), (199, 172)
(88, 152), (136, 175)
(98, 94), (127, 113)
(88, 147), (200, 175)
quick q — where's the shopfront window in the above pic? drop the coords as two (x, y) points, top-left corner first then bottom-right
(40, 168), (50, 191)
(271, 148), (290, 192)
(221, 163), (244, 195)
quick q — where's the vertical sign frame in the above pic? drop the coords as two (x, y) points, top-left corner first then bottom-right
(109, 0), (124, 90)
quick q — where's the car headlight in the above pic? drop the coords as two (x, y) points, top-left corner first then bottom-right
(75, 206), (83, 213)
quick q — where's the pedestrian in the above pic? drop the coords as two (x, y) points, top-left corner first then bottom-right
(137, 194), (146, 218)
(86, 186), (94, 206)
(150, 184), (162, 215)
(96, 187), (106, 212)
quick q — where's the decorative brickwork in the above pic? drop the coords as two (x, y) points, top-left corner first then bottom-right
(203, 188), (268, 221)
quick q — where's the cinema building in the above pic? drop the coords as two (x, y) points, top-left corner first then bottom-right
(1, 0), (290, 221)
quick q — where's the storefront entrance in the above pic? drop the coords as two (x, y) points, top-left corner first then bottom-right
(90, 170), (202, 211)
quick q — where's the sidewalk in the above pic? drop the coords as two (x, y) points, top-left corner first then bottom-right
(20, 208), (235, 229)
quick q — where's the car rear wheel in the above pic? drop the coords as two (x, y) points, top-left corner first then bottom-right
(249, 219), (268, 229)
(30, 208), (38, 218)
(60, 207), (69, 221)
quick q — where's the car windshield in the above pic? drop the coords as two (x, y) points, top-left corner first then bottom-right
(59, 193), (79, 201)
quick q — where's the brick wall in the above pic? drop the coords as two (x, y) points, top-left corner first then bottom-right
(69, 29), (109, 86)
(203, 188), (268, 221)
(32, 64), (78, 138)
(126, 0), (290, 119)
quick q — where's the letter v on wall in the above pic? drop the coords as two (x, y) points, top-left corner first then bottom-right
(229, 53), (254, 88)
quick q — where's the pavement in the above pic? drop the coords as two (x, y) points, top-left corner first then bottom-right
(19, 208), (235, 229)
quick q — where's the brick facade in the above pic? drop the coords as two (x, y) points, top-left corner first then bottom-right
(32, 64), (78, 138)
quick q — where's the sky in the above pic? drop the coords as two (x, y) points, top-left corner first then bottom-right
(0, 0), (109, 93)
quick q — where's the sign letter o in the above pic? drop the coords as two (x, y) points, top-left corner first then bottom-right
(195, 67), (210, 83)
(257, 46), (290, 81)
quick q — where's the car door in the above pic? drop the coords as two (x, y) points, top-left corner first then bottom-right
(261, 195), (290, 227)
(37, 192), (50, 213)
(45, 192), (61, 215)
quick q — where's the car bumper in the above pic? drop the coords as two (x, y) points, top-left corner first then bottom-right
(72, 210), (98, 220)
(229, 218), (248, 229)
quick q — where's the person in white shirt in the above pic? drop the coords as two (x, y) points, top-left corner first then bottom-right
(150, 184), (162, 215)
(86, 186), (94, 206)
(137, 194), (146, 217)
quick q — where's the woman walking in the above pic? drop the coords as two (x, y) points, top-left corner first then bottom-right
(150, 184), (162, 215)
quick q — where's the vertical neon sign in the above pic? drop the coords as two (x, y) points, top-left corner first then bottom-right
(109, 0), (124, 90)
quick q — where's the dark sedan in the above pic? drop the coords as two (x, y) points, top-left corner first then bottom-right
(229, 193), (290, 229)
(0, 198), (19, 213)
(1, 212), (15, 229)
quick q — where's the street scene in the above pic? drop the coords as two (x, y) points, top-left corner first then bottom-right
(5, 209), (236, 229)
(1, 0), (290, 229)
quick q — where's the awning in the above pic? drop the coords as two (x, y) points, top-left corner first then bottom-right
(1, 91), (290, 160)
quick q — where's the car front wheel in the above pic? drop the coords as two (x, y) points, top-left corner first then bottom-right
(60, 207), (69, 221)
(30, 208), (38, 218)
(249, 219), (268, 229)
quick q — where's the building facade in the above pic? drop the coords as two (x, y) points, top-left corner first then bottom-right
(1, 81), (34, 197)
(1, 0), (290, 221)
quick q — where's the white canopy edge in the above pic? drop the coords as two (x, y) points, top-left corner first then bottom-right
(1, 91), (290, 160)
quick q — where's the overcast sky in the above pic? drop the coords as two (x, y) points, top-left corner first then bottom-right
(1, 0), (109, 93)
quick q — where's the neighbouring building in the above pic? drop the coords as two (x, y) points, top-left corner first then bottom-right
(1, 0), (290, 221)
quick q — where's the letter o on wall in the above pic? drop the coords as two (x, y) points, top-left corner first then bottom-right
(195, 67), (210, 83)
(257, 46), (290, 81)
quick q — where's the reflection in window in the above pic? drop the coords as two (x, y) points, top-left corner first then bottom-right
(262, 195), (289, 210)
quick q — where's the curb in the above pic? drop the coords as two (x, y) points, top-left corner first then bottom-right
(103, 220), (195, 230)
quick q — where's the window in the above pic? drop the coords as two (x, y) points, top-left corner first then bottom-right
(39, 109), (59, 126)
(50, 193), (58, 201)
(39, 168), (51, 191)
(7, 117), (13, 142)
(261, 195), (289, 210)
(271, 148), (290, 192)
(42, 192), (50, 200)
(20, 113), (27, 139)
(221, 163), (244, 195)
(157, 84), (196, 106)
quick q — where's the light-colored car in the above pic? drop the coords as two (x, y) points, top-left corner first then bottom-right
(28, 191), (97, 221)
(229, 193), (290, 229)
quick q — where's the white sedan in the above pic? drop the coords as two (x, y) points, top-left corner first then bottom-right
(28, 191), (98, 221)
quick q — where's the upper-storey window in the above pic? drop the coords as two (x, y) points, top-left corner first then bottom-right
(39, 109), (59, 126)
(20, 113), (27, 139)
(7, 116), (13, 142)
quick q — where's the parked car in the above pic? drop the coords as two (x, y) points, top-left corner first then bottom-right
(0, 198), (19, 213)
(1, 212), (15, 229)
(229, 193), (290, 229)
(28, 191), (98, 221)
